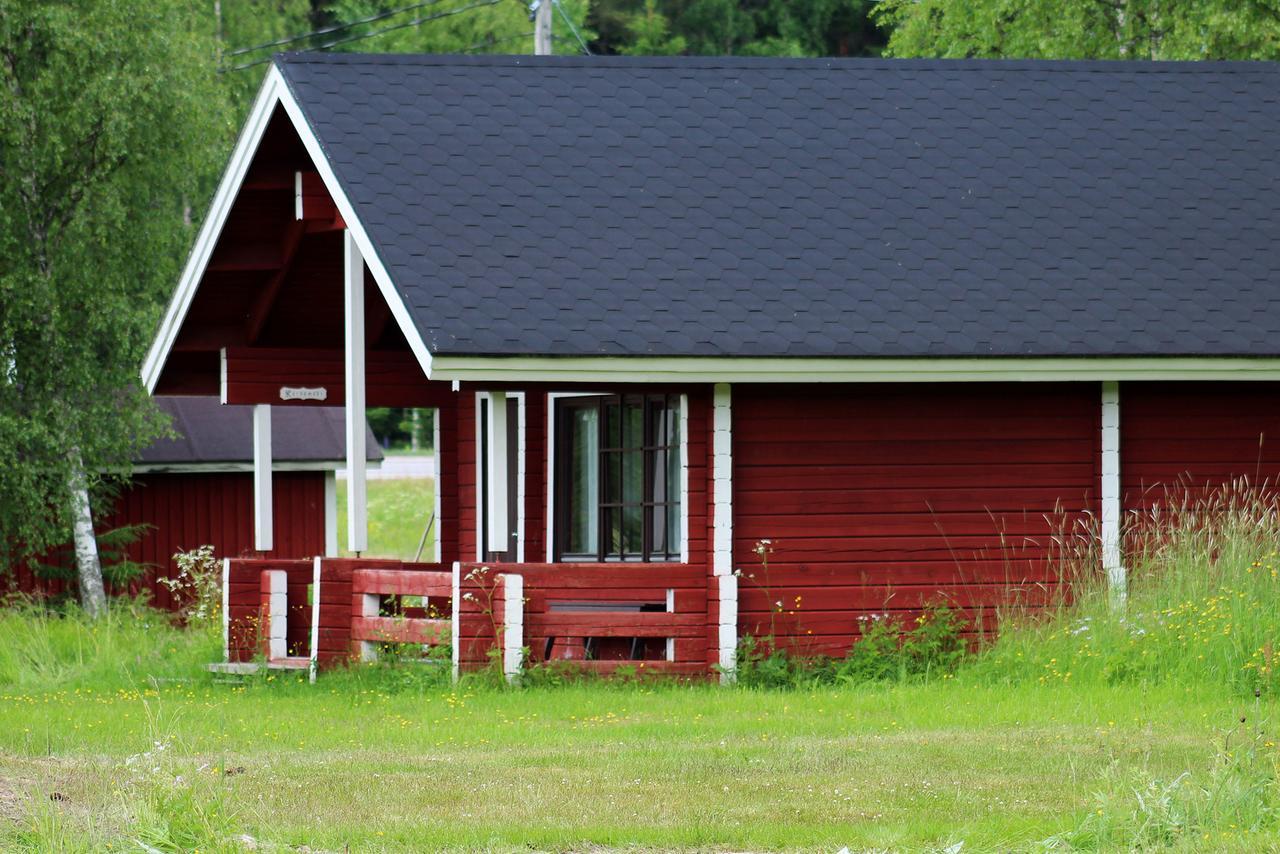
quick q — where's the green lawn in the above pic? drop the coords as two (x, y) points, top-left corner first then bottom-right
(0, 670), (1272, 851)
(3, 489), (1279, 850)
(336, 476), (435, 561)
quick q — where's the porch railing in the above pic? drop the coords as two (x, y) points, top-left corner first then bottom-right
(220, 558), (715, 680)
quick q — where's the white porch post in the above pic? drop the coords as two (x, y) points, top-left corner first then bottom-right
(323, 470), (338, 557)
(1101, 381), (1124, 607)
(450, 560), (461, 684)
(344, 229), (367, 554)
(308, 556), (322, 684)
(252, 404), (273, 551)
(712, 383), (736, 682)
(501, 573), (524, 683)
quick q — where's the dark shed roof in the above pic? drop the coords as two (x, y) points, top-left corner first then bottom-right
(137, 397), (382, 468)
(276, 53), (1280, 359)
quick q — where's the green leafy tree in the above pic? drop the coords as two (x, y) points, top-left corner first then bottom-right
(877, 0), (1280, 60)
(620, 0), (686, 54)
(315, 0), (593, 56)
(0, 0), (229, 613)
(214, 0), (315, 111)
(590, 0), (885, 56)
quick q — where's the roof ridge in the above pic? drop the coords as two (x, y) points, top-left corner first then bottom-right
(273, 51), (1280, 74)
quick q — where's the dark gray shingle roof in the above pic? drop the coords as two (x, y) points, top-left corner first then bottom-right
(138, 397), (382, 467)
(276, 53), (1280, 358)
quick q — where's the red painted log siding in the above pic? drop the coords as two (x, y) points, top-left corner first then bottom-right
(1121, 382), (1280, 511)
(732, 383), (1100, 655)
(4, 472), (327, 609)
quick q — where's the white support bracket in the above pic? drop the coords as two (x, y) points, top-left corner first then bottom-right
(501, 573), (524, 683)
(1101, 381), (1125, 608)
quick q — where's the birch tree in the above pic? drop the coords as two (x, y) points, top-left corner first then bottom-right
(877, 0), (1280, 60)
(0, 0), (228, 613)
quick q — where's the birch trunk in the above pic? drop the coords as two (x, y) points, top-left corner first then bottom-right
(68, 447), (106, 618)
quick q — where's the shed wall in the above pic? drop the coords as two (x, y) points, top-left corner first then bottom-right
(5, 471), (327, 609)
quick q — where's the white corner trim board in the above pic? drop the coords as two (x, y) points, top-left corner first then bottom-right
(141, 64), (434, 393)
(1100, 381), (1124, 602)
(712, 383), (733, 577)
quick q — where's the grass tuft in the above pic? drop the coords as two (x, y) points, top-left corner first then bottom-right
(971, 478), (1280, 697)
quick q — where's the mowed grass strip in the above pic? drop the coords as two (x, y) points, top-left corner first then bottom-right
(0, 676), (1262, 851)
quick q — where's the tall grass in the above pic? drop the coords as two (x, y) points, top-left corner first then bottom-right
(972, 478), (1280, 696)
(0, 596), (220, 692)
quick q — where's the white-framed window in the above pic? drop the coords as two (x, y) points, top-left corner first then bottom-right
(547, 392), (689, 563)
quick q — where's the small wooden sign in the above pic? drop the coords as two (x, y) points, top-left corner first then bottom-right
(280, 386), (328, 402)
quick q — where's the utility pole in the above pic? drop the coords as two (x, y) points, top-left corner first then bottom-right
(532, 0), (552, 55)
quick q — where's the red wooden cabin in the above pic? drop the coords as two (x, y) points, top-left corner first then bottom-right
(141, 55), (1280, 676)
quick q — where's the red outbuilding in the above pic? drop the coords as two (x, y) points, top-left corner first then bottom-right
(138, 55), (1280, 676)
(7, 397), (380, 608)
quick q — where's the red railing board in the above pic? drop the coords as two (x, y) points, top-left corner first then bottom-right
(350, 616), (449, 646)
(351, 568), (451, 598)
(317, 559), (447, 664)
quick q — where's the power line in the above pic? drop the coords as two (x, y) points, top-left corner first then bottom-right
(462, 31), (536, 53)
(225, 0), (448, 58)
(551, 0), (591, 55)
(224, 0), (504, 72)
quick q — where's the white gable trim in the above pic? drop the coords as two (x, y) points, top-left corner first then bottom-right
(428, 355), (1280, 384)
(142, 64), (434, 392)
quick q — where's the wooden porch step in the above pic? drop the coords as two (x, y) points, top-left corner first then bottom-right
(206, 657), (310, 675)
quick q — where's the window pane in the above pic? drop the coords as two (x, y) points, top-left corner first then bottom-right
(567, 405), (598, 556)
(623, 503), (643, 556)
(604, 401), (621, 449)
